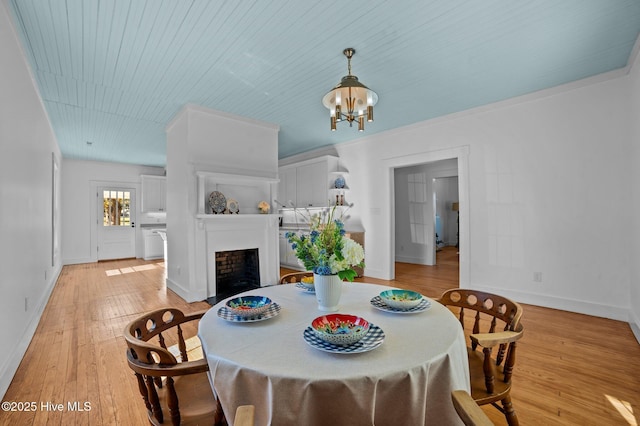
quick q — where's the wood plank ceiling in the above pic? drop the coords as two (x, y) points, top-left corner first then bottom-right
(7, 0), (640, 166)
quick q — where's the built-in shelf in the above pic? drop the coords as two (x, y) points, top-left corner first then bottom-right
(196, 171), (279, 215)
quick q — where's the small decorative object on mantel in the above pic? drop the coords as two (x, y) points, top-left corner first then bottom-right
(226, 198), (239, 214)
(285, 206), (365, 311)
(334, 176), (345, 189)
(209, 191), (226, 214)
(258, 201), (270, 214)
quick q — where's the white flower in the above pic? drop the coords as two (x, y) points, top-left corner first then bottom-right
(328, 255), (348, 275)
(341, 238), (364, 265)
(326, 238), (364, 274)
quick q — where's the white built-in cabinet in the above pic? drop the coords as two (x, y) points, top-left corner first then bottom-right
(141, 175), (166, 212)
(279, 228), (311, 270)
(278, 155), (346, 208)
(296, 161), (328, 207)
(278, 155), (354, 269)
(277, 167), (297, 207)
(279, 230), (296, 268)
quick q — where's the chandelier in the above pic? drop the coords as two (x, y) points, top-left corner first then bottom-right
(322, 48), (378, 131)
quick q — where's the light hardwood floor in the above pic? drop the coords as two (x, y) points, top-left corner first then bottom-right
(2, 248), (639, 425)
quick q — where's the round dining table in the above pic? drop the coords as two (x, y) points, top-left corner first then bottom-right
(198, 282), (470, 426)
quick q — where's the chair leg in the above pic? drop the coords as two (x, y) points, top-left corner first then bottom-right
(165, 377), (181, 426)
(145, 375), (163, 424)
(502, 396), (519, 426)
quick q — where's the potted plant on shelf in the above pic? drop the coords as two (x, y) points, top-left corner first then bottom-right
(285, 206), (364, 311)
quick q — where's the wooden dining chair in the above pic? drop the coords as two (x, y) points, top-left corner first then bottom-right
(279, 271), (313, 284)
(452, 390), (495, 426)
(437, 289), (524, 426)
(234, 405), (255, 426)
(123, 307), (226, 426)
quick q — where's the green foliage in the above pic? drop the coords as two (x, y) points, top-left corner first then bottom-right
(286, 206), (364, 282)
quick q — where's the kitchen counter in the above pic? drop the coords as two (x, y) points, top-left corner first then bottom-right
(280, 224), (310, 231)
(140, 223), (166, 228)
(280, 224), (363, 232)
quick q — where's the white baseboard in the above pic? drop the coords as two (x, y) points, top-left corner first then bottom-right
(280, 263), (306, 272)
(0, 265), (61, 399)
(166, 277), (206, 303)
(361, 267), (387, 280)
(468, 284), (629, 322)
(395, 255), (432, 265)
(629, 310), (640, 345)
(63, 256), (94, 265)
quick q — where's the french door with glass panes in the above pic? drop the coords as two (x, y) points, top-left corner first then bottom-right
(97, 187), (136, 260)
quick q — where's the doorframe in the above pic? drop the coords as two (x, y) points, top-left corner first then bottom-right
(90, 180), (140, 262)
(431, 172), (459, 264)
(384, 146), (470, 287)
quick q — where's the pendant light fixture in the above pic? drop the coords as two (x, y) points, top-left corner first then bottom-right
(322, 48), (378, 132)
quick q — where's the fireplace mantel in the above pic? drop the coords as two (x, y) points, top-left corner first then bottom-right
(193, 214), (280, 299)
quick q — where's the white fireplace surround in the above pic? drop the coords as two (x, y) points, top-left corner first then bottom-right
(194, 215), (280, 298)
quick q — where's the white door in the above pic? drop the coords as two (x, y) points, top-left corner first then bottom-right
(98, 188), (136, 260)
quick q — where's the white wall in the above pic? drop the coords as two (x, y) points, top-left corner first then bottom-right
(629, 45), (640, 340)
(61, 159), (165, 264)
(284, 68), (634, 323)
(367, 74), (631, 320)
(0, 1), (62, 398)
(166, 111), (191, 299)
(165, 105), (279, 302)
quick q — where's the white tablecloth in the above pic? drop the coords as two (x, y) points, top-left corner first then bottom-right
(199, 282), (470, 426)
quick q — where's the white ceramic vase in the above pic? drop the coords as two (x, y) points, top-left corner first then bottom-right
(313, 273), (343, 312)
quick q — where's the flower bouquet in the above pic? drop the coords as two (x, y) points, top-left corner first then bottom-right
(285, 206), (364, 282)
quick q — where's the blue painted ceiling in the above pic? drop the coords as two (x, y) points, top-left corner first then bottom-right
(7, 0), (640, 166)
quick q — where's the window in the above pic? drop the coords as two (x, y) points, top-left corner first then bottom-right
(103, 190), (131, 226)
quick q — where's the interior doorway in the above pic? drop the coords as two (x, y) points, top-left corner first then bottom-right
(394, 159), (458, 266)
(384, 145), (469, 287)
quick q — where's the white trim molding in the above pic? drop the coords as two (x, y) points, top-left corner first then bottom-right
(383, 146), (470, 287)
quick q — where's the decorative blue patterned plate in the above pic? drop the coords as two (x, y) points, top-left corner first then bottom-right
(370, 296), (431, 314)
(295, 282), (315, 294)
(217, 302), (281, 322)
(303, 324), (385, 353)
(209, 191), (226, 214)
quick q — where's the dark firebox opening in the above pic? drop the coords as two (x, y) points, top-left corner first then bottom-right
(207, 248), (260, 305)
